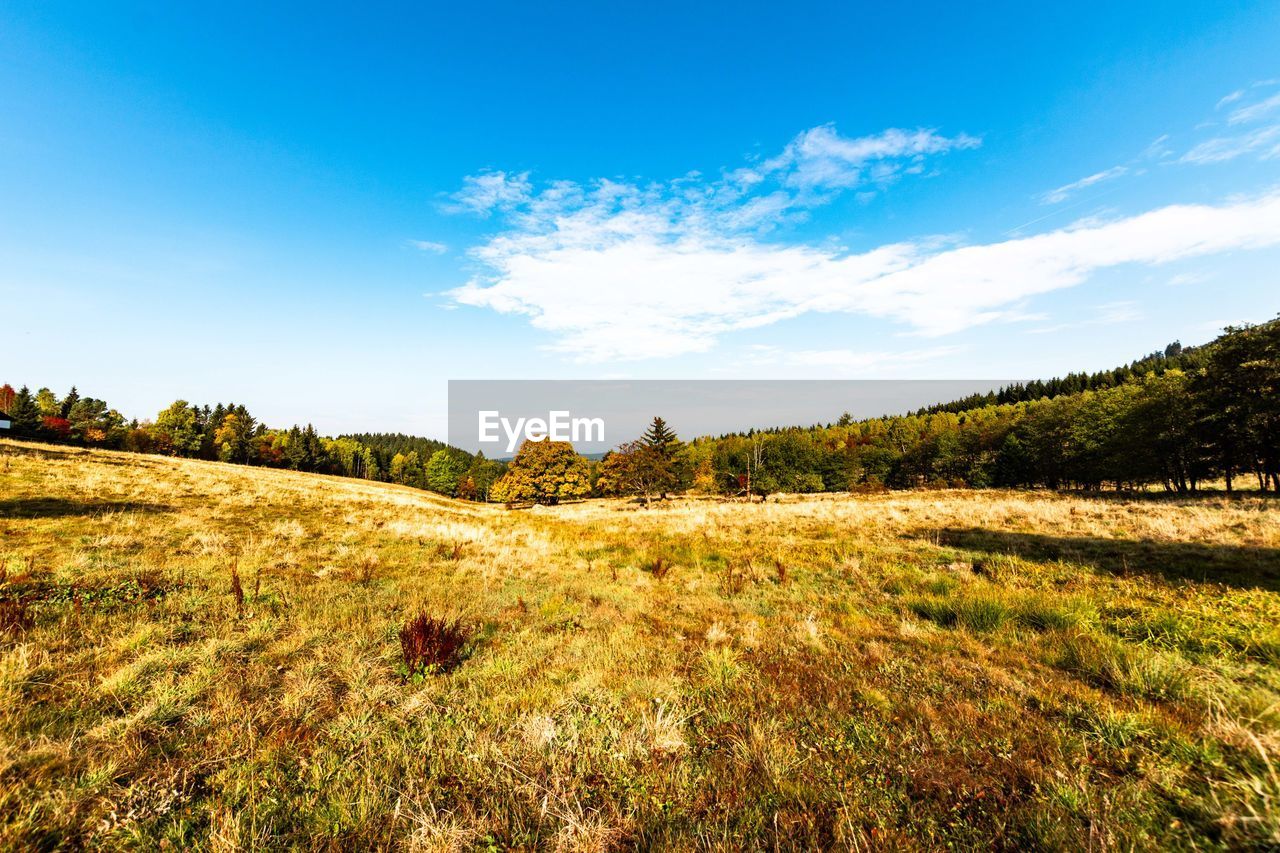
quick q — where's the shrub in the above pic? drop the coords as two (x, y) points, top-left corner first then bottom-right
(399, 613), (471, 677)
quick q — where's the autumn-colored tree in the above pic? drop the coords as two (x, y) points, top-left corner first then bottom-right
(596, 440), (668, 507)
(214, 412), (254, 463)
(0, 384), (15, 413)
(34, 388), (60, 418)
(456, 476), (477, 501)
(41, 416), (71, 439)
(389, 450), (424, 487)
(691, 455), (718, 494)
(489, 439), (591, 505)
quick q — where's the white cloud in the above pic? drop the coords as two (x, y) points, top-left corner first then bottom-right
(1180, 124), (1280, 164)
(449, 174), (1280, 361)
(446, 170), (532, 215)
(408, 239), (448, 254)
(1228, 91), (1280, 125)
(1039, 166), (1128, 204)
(762, 125), (980, 193)
(449, 125), (978, 236)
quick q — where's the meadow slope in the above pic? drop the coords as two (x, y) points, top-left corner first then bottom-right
(1, 438), (1279, 850)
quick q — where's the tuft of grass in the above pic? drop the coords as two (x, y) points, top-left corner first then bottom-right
(1208, 728), (1280, 848)
(1056, 632), (1192, 701)
(1081, 707), (1153, 751)
(909, 591), (1012, 632)
(398, 612), (470, 677)
(1014, 594), (1093, 632)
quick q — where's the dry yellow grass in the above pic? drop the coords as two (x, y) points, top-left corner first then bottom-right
(1, 437), (1278, 849)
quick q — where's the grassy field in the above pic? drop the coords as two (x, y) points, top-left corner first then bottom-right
(1, 438), (1278, 850)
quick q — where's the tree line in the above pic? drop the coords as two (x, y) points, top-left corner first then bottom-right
(4, 318), (1277, 503)
(0, 389), (502, 500)
(490, 319), (1279, 503)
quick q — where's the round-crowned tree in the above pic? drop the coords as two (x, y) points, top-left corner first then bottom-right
(489, 439), (591, 505)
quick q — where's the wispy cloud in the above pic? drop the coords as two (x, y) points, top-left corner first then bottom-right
(1177, 82), (1280, 164)
(1039, 166), (1128, 204)
(1025, 301), (1143, 335)
(1228, 91), (1280, 125)
(1217, 89), (1246, 109)
(447, 130), (1280, 360)
(1166, 271), (1209, 287)
(408, 239), (449, 254)
(1180, 124), (1280, 164)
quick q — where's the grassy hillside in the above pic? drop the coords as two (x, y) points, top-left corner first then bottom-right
(1, 438), (1278, 849)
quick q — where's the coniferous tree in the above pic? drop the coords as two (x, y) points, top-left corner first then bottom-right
(8, 387), (40, 434)
(640, 416), (683, 497)
(60, 386), (80, 419)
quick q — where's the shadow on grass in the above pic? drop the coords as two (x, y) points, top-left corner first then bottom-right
(933, 528), (1280, 591)
(0, 497), (173, 520)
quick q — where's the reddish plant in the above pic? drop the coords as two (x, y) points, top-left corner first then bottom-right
(42, 417), (71, 439)
(399, 613), (470, 676)
(230, 561), (244, 614)
(0, 600), (33, 635)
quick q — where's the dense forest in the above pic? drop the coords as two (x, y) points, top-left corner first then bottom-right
(667, 319), (1278, 497)
(4, 317), (1278, 501)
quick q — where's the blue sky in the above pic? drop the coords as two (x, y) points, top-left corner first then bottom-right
(3, 1), (1280, 437)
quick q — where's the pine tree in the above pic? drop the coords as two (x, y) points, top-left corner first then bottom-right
(639, 416), (682, 498)
(642, 416), (678, 454)
(60, 386), (80, 418)
(9, 387), (40, 434)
